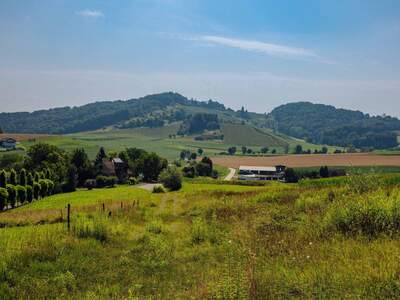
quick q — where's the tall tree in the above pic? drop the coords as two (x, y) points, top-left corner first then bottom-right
(0, 170), (7, 188)
(19, 168), (27, 186)
(94, 147), (107, 174)
(71, 148), (93, 186)
(9, 169), (17, 185)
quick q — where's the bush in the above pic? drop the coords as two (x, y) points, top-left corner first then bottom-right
(6, 185), (16, 208)
(152, 185), (165, 193)
(84, 179), (97, 190)
(96, 176), (117, 188)
(159, 167), (182, 191)
(182, 166), (196, 178)
(26, 185), (33, 202)
(211, 170), (219, 179)
(15, 185), (27, 204)
(33, 182), (40, 199)
(0, 170), (7, 188)
(128, 177), (138, 185)
(0, 187), (8, 210)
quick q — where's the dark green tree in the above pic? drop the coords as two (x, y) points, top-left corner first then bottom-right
(27, 172), (34, 186)
(64, 165), (78, 192)
(228, 147), (237, 155)
(19, 168), (27, 186)
(33, 182), (40, 199)
(319, 166), (330, 178)
(197, 148), (203, 156)
(26, 185), (33, 203)
(16, 185), (26, 204)
(261, 147), (269, 154)
(284, 168), (299, 183)
(6, 185), (16, 208)
(94, 147), (107, 174)
(295, 145), (303, 154)
(0, 170), (7, 188)
(9, 169), (17, 185)
(0, 187), (8, 210)
(70, 148), (93, 186)
(159, 167), (182, 191)
(241, 146), (247, 155)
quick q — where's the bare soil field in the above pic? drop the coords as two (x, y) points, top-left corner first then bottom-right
(0, 133), (50, 141)
(212, 153), (400, 168)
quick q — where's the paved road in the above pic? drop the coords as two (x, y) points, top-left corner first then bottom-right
(224, 168), (236, 181)
(137, 183), (162, 191)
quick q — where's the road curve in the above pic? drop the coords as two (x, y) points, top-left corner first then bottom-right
(224, 168), (236, 181)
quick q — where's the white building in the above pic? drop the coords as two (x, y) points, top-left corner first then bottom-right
(238, 165), (286, 181)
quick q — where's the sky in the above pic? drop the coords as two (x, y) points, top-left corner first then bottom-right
(0, 0), (399, 116)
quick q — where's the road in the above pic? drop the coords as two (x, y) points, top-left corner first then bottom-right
(137, 183), (162, 191)
(224, 168), (236, 181)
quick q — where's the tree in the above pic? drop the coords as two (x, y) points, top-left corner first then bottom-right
(63, 165), (78, 192)
(182, 165), (196, 178)
(247, 148), (253, 154)
(38, 179), (48, 198)
(190, 152), (197, 160)
(321, 146), (328, 154)
(319, 166), (329, 178)
(94, 147), (107, 174)
(159, 167), (182, 191)
(0, 126), (3, 134)
(228, 147), (237, 155)
(27, 172), (34, 186)
(139, 153), (167, 182)
(9, 169), (17, 185)
(19, 168), (27, 186)
(33, 182), (40, 200)
(284, 168), (299, 183)
(197, 148), (203, 156)
(261, 147), (269, 154)
(70, 148), (93, 186)
(295, 145), (303, 154)
(271, 149), (277, 154)
(0, 170), (6, 188)
(0, 187), (8, 211)
(16, 185), (26, 204)
(34, 171), (41, 182)
(6, 185), (16, 208)
(241, 146), (247, 155)
(26, 185), (33, 203)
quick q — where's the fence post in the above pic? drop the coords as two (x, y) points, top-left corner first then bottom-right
(102, 203), (105, 212)
(67, 203), (71, 232)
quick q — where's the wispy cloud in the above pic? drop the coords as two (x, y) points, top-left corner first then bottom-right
(194, 35), (318, 59)
(76, 9), (104, 18)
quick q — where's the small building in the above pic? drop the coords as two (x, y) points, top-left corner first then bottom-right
(0, 137), (17, 149)
(238, 165), (286, 181)
(101, 157), (129, 182)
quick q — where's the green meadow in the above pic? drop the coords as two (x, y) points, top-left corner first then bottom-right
(19, 123), (341, 160)
(2, 175), (400, 298)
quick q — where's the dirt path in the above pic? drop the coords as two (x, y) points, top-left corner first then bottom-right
(224, 168), (236, 181)
(212, 153), (400, 168)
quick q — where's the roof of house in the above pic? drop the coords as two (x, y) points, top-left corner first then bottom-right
(239, 166), (277, 172)
(112, 157), (124, 164)
(0, 137), (17, 143)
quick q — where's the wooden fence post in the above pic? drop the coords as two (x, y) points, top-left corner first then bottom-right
(102, 203), (105, 212)
(67, 203), (71, 232)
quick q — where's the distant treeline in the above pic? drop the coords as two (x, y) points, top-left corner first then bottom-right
(270, 102), (400, 149)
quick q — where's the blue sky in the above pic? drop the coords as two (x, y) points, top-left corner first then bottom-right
(0, 0), (399, 116)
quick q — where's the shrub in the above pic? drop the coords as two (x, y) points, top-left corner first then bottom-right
(46, 179), (54, 195)
(0, 187), (8, 210)
(152, 185), (165, 193)
(195, 162), (212, 177)
(128, 177), (138, 185)
(211, 170), (219, 179)
(284, 168), (299, 183)
(26, 185), (33, 202)
(182, 166), (196, 178)
(9, 169), (17, 185)
(15, 185), (27, 204)
(159, 167), (182, 191)
(96, 176), (117, 188)
(6, 184), (16, 208)
(33, 182), (40, 199)
(84, 179), (97, 190)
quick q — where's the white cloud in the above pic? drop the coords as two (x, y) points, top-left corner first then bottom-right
(193, 35), (318, 59)
(76, 9), (104, 18)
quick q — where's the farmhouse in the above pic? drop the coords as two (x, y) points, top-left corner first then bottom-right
(0, 137), (17, 149)
(238, 165), (286, 181)
(101, 157), (129, 182)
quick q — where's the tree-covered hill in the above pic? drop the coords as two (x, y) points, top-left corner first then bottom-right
(269, 102), (400, 149)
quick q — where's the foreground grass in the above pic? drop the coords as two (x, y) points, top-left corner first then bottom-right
(2, 177), (400, 299)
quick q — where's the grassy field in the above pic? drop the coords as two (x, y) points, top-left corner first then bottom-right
(2, 176), (400, 298)
(17, 123), (339, 160)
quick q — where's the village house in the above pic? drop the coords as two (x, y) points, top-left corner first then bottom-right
(0, 137), (17, 150)
(238, 165), (286, 181)
(101, 157), (129, 183)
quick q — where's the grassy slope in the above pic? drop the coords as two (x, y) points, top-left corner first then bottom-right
(2, 179), (400, 298)
(19, 123), (334, 160)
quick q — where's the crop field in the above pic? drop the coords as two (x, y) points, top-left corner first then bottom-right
(0, 133), (50, 142)
(212, 153), (400, 168)
(2, 176), (400, 298)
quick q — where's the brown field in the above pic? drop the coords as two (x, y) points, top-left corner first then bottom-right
(0, 133), (50, 141)
(212, 153), (400, 168)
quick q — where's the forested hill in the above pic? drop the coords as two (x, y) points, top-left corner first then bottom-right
(269, 102), (400, 149)
(0, 92), (233, 134)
